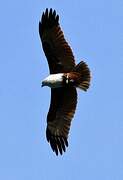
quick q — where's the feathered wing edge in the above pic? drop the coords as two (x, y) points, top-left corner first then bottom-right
(46, 127), (68, 155)
(39, 8), (59, 39)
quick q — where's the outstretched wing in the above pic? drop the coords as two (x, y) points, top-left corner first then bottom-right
(39, 8), (75, 74)
(46, 87), (77, 155)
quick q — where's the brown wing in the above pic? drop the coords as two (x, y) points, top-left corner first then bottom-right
(46, 87), (77, 155)
(39, 8), (75, 74)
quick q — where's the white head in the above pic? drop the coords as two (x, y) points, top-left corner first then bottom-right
(42, 73), (64, 88)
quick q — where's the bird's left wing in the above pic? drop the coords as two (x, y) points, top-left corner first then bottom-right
(39, 8), (75, 74)
(46, 87), (77, 155)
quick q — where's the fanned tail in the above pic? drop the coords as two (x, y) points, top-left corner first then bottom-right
(67, 61), (91, 91)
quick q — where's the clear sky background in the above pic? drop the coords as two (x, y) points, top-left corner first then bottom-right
(0, 0), (123, 179)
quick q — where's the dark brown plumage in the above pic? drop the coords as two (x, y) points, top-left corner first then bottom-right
(39, 8), (91, 155)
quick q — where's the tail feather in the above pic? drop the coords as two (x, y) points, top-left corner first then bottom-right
(69, 61), (91, 91)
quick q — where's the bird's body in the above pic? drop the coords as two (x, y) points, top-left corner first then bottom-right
(39, 8), (91, 155)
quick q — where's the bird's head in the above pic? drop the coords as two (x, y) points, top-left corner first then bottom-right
(41, 75), (52, 87)
(41, 74), (64, 88)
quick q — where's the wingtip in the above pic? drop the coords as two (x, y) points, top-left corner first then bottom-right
(46, 127), (68, 156)
(41, 8), (59, 23)
(39, 8), (59, 38)
(45, 8), (48, 15)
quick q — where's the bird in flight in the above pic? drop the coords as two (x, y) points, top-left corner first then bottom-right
(39, 8), (91, 155)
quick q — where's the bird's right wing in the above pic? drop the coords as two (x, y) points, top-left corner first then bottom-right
(39, 8), (75, 74)
(46, 87), (77, 155)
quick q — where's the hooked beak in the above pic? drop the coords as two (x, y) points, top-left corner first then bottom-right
(41, 81), (45, 87)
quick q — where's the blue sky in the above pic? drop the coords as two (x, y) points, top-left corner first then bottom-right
(0, 0), (123, 179)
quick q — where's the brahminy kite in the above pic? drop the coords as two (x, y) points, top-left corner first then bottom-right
(39, 8), (91, 155)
